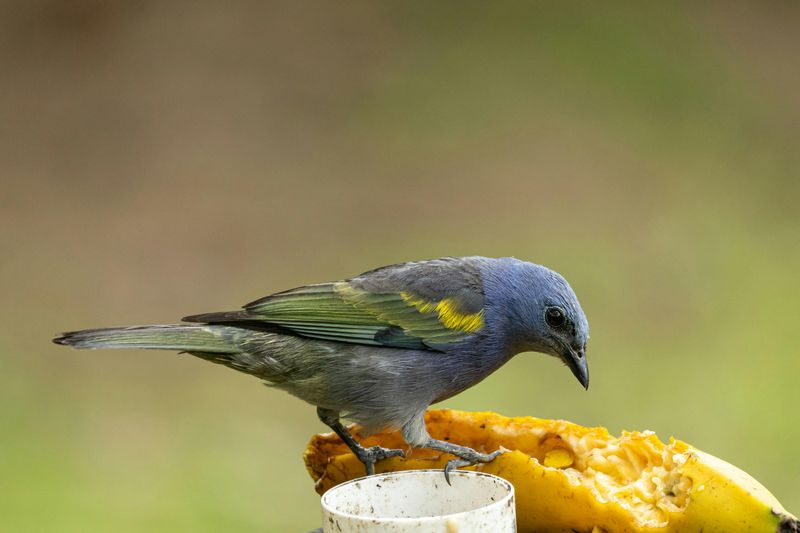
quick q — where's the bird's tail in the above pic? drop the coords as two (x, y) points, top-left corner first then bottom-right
(53, 324), (238, 353)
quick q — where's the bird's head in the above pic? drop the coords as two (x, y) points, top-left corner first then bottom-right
(490, 260), (590, 389)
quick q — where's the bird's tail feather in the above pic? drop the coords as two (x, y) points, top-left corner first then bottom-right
(53, 325), (238, 353)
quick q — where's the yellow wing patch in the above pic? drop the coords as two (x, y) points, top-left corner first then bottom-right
(400, 292), (484, 333)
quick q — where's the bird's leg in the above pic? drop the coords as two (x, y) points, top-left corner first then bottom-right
(316, 407), (404, 476)
(402, 413), (504, 485)
(422, 438), (505, 484)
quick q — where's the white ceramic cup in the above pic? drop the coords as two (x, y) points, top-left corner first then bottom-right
(320, 469), (516, 532)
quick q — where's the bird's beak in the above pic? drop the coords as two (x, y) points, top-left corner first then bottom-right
(563, 346), (589, 390)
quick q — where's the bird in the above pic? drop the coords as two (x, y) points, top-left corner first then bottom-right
(54, 256), (590, 481)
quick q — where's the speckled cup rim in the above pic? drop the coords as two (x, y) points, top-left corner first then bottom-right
(320, 469), (515, 525)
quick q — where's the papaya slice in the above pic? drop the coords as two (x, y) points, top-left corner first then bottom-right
(304, 409), (798, 533)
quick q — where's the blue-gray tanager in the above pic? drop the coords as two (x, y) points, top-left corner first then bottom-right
(54, 256), (589, 480)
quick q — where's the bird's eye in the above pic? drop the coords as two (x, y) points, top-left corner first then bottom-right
(545, 307), (566, 328)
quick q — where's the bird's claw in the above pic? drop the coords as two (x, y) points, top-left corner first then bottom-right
(356, 445), (405, 476)
(444, 458), (473, 484)
(443, 448), (505, 485)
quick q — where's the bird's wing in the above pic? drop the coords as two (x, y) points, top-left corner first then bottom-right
(184, 257), (487, 351)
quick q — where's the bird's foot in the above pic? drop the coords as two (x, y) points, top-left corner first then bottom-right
(421, 438), (507, 485)
(316, 408), (405, 476)
(354, 444), (405, 476)
(443, 448), (505, 485)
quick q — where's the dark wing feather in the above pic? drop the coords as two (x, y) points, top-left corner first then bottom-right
(184, 257), (488, 351)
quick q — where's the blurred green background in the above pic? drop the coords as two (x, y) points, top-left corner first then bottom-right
(2, 1), (798, 531)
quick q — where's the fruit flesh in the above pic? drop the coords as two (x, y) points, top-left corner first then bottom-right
(305, 409), (798, 533)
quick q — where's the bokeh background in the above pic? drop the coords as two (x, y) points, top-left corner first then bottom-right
(2, 1), (798, 531)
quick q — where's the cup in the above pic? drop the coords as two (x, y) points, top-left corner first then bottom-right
(320, 469), (516, 532)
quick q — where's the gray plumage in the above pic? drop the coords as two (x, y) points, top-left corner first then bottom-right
(54, 256), (590, 476)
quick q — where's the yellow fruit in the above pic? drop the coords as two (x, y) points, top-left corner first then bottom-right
(304, 409), (799, 533)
